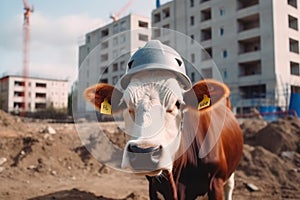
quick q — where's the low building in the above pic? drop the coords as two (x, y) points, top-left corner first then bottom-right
(0, 75), (68, 113)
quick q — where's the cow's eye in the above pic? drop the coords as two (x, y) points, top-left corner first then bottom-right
(167, 101), (180, 113)
(175, 101), (181, 109)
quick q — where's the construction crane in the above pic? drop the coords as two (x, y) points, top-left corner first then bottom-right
(110, 0), (136, 22)
(22, 0), (33, 116)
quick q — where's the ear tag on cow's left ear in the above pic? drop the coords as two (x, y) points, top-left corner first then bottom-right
(100, 98), (112, 115)
(198, 95), (211, 110)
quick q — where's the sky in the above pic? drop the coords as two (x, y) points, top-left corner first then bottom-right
(0, 0), (170, 88)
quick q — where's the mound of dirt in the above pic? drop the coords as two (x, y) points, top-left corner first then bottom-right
(0, 110), (300, 200)
(244, 117), (300, 154)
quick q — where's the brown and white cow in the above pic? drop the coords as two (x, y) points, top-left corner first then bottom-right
(84, 70), (243, 200)
(84, 37), (242, 200)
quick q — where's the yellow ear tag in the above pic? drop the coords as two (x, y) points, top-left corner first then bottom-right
(198, 94), (211, 110)
(100, 98), (112, 115)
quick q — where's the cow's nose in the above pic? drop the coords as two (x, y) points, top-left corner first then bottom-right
(127, 143), (162, 171)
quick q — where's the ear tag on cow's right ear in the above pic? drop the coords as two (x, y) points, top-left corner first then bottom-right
(100, 98), (112, 115)
(198, 95), (211, 110)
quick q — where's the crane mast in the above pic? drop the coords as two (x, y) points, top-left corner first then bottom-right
(22, 0), (33, 116)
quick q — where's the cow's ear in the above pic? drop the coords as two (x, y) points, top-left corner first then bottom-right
(183, 79), (231, 110)
(84, 83), (125, 114)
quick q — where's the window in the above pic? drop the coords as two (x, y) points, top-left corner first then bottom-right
(291, 85), (300, 93)
(222, 50), (228, 58)
(35, 93), (46, 98)
(35, 103), (46, 109)
(238, 36), (261, 53)
(14, 91), (24, 97)
(112, 63), (118, 71)
(290, 61), (300, 75)
(201, 27), (212, 41)
(120, 21), (127, 31)
(138, 34), (149, 41)
(14, 81), (25, 87)
(220, 27), (224, 36)
(112, 76), (118, 85)
(138, 21), (148, 28)
(190, 35), (194, 43)
(102, 67), (108, 74)
(201, 8), (212, 21)
(154, 13), (161, 23)
(113, 37), (118, 45)
(288, 15), (298, 30)
(191, 53), (195, 63)
(162, 8), (170, 18)
(219, 7), (225, 16)
(289, 38), (299, 53)
(163, 24), (170, 35)
(288, 0), (298, 8)
(190, 16), (195, 26)
(190, 0), (194, 7)
(239, 84), (266, 99)
(101, 54), (109, 62)
(36, 83), (46, 88)
(154, 29), (161, 38)
(101, 41), (109, 49)
(223, 69), (228, 79)
(86, 35), (90, 43)
(101, 29), (109, 37)
(191, 72), (195, 82)
(238, 14), (260, 32)
(113, 24), (119, 34)
(239, 60), (261, 76)
(120, 61), (126, 70)
(202, 47), (212, 60)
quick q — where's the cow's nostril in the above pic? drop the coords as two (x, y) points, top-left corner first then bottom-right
(128, 144), (157, 154)
(151, 145), (162, 162)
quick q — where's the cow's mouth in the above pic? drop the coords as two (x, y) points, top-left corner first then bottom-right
(126, 144), (162, 171)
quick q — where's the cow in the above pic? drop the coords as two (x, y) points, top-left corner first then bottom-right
(84, 40), (243, 200)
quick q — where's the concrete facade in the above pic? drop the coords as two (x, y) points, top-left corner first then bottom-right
(152, 0), (300, 113)
(77, 14), (151, 114)
(0, 75), (68, 113)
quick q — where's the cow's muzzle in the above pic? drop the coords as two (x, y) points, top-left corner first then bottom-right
(127, 143), (163, 171)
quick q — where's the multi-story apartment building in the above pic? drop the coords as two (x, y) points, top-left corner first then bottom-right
(77, 14), (150, 114)
(0, 75), (68, 113)
(152, 0), (300, 113)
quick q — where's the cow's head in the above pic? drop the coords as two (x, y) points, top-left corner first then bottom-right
(84, 40), (229, 176)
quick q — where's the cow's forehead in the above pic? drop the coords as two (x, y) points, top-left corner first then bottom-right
(123, 71), (184, 106)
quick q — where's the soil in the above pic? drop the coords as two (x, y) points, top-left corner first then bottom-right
(0, 110), (299, 200)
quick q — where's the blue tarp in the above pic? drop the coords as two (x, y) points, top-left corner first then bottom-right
(289, 93), (300, 117)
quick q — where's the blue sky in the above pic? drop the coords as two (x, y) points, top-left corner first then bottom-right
(0, 0), (170, 87)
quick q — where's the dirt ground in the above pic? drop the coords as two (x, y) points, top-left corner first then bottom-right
(0, 110), (299, 200)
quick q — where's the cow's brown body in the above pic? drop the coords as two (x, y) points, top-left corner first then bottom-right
(146, 80), (244, 200)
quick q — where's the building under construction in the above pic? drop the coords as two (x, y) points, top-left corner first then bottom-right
(152, 0), (300, 117)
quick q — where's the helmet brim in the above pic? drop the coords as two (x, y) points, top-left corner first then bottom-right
(119, 63), (192, 91)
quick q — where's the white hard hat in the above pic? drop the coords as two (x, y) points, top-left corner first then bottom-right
(119, 40), (192, 90)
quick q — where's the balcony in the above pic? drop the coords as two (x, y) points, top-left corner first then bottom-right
(201, 8), (212, 22)
(201, 27), (212, 42)
(238, 60), (261, 77)
(237, 14), (260, 32)
(238, 36), (260, 54)
(237, 0), (259, 10)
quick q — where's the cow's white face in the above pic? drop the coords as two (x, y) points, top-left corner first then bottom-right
(120, 71), (185, 175)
